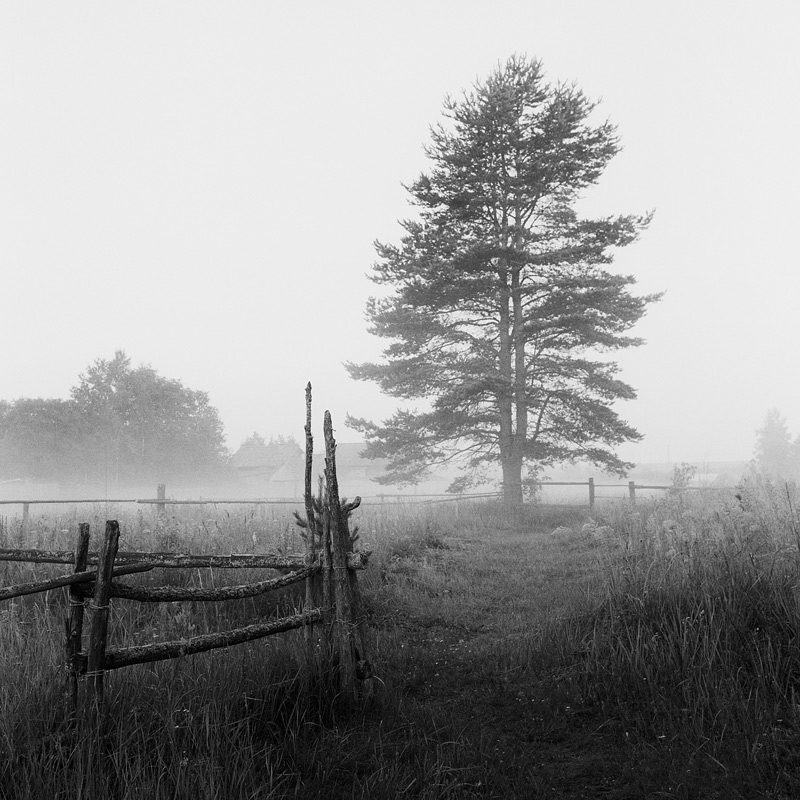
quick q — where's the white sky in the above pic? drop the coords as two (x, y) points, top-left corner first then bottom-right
(1, 1), (798, 466)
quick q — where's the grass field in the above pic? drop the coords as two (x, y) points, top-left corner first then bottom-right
(1, 476), (800, 799)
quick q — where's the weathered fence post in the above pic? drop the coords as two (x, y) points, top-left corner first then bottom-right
(588, 478), (595, 510)
(65, 523), (90, 718)
(628, 481), (636, 504)
(303, 383), (318, 653)
(85, 520), (120, 717)
(324, 411), (368, 701)
(156, 484), (166, 518)
(21, 502), (30, 538)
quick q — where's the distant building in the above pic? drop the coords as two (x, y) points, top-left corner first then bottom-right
(228, 437), (304, 497)
(310, 442), (394, 499)
(228, 438), (460, 498)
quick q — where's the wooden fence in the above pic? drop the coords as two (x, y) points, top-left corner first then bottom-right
(0, 386), (371, 721)
(0, 481), (729, 527)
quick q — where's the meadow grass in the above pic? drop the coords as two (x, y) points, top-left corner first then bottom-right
(1, 482), (799, 798)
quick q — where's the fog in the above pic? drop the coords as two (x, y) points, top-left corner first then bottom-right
(1, 2), (798, 481)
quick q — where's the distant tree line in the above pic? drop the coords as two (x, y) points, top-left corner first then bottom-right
(753, 409), (800, 481)
(0, 351), (228, 487)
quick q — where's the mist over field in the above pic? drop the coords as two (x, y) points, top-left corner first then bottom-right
(3, 9), (800, 796)
(1, 2), (797, 493)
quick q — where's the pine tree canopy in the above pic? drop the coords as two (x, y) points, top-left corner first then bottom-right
(345, 56), (660, 503)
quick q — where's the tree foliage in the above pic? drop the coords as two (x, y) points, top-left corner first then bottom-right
(346, 56), (659, 502)
(0, 351), (228, 487)
(0, 398), (86, 481)
(754, 409), (800, 480)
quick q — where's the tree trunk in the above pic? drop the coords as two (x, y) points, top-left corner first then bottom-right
(501, 454), (524, 505)
(496, 265), (519, 505)
(497, 230), (528, 507)
(510, 235), (528, 506)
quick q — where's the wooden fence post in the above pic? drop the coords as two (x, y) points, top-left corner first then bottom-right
(156, 484), (166, 518)
(628, 481), (636, 504)
(65, 523), (90, 718)
(303, 383), (318, 654)
(324, 411), (364, 701)
(21, 502), (29, 538)
(85, 520), (120, 718)
(588, 478), (595, 510)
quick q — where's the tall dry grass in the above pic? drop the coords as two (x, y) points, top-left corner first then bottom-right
(2, 483), (800, 797)
(563, 474), (800, 793)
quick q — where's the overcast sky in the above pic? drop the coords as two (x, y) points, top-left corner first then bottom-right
(1, 1), (798, 468)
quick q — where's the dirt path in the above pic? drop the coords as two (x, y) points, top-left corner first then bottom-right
(362, 524), (654, 798)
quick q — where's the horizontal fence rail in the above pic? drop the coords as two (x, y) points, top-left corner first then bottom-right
(81, 609), (325, 672)
(0, 562), (153, 602)
(0, 478), (734, 525)
(0, 548), (368, 570)
(77, 566), (317, 604)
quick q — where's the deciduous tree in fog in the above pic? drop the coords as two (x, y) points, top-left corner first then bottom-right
(0, 399), (86, 480)
(71, 351), (227, 485)
(0, 352), (227, 487)
(346, 56), (658, 504)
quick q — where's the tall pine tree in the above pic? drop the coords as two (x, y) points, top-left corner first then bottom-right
(754, 408), (793, 478)
(346, 56), (658, 503)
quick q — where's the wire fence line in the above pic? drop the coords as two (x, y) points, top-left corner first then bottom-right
(0, 480), (733, 515)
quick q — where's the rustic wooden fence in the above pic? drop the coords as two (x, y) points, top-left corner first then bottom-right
(0, 386), (371, 720)
(0, 481), (730, 528)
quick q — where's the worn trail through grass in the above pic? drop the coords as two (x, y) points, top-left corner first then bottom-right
(357, 517), (642, 799)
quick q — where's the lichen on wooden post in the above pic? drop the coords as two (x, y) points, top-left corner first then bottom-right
(64, 523), (90, 718)
(85, 520), (120, 717)
(323, 411), (370, 699)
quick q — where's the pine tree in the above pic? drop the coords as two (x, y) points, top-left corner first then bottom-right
(346, 56), (658, 503)
(754, 408), (793, 478)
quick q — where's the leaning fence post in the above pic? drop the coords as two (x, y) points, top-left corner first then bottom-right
(65, 523), (91, 718)
(628, 481), (636, 504)
(86, 520), (120, 718)
(588, 478), (595, 510)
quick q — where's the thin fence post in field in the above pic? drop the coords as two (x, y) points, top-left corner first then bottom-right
(320, 473), (333, 630)
(588, 478), (595, 509)
(64, 523), (90, 719)
(629, 481), (636, 504)
(21, 502), (29, 537)
(156, 484), (166, 518)
(85, 520), (120, 719)
(303, 383), (318, 654)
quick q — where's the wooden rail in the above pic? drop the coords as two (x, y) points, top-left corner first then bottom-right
(0, 483), (729, 514)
